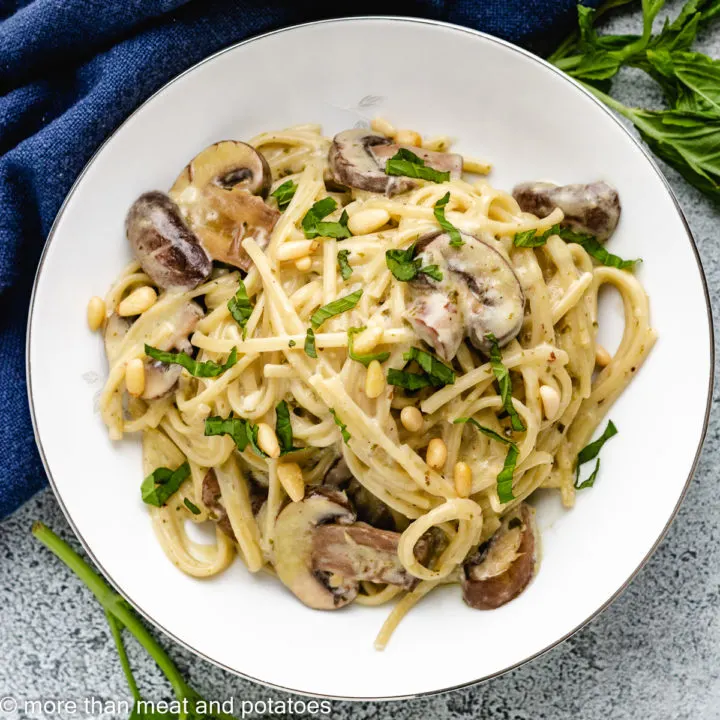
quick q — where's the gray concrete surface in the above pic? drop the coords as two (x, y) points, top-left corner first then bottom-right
(2, 2), (719, 718)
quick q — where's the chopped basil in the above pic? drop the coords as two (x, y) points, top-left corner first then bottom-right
(385, 148), (450, 184)
(204, 415), (266, 457)
(403, 347), (455, 386)
(275, 400), (300, 455)
(227, 279), (252, 339)
(337, 249), (353, 280)
(387, 369), (434, 390)
(141, 462), (190, 507)
(453, 417), (518, 503)
(486, 334), (526, 432)
(347, 327), (390, 367)
(433, 192), (464, 247)
(304, 328), (317, 358)
(385, 244), (443, 283)
(310, 289), (363, 329)
(513, 224), (561, 248)
(270, 180), (297, 211)
(183, 498), (201, 515)
(329, 409), (351, 443)
(288, 339), (296, 347)
(574, 420), (618, 490)
(144, 345), (238, 378)
(302, 197), (352, 239)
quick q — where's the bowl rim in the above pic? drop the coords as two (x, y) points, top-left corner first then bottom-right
(26, 15), (715, 701)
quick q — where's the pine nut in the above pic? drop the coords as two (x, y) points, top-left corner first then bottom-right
(400, 406), (423, 433)
(277, 462), (305, 502)
(454, 462), (473, 497)
(276, 239), (317, 262)
(395, 129), (422, 147)
(295, 256), (312, 272)
(348, 208), (390, 236)
(257, 422), (280, 458)
(365, 360), (385, 399)
(426, 438), (447, 470)
(118, 286), (157, 317)
(351, 326), (383, 354)
(87, 296), (106, 331)
(539, 384), (560, 421)
(371, 117), (396, 137)
(595, 344), (612, 367)
(125, 358), (145, 397)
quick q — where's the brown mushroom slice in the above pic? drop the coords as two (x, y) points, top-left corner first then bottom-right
(171, 141), (272, 199)
(512, 181), (621, 241)
(202, 469), (236, 541)
(273, 487), (358, 610)
(126, 191), (212, 291)
(312, 522), (436, 590)
(406, 231), (525, 360)
(329, 129), (462, 196)
(461, 504), (536, 610)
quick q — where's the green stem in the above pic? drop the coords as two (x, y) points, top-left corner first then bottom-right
(105, 612), (141, 702)
(32, 523), (191, 702)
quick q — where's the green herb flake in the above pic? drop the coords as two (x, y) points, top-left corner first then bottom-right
(486, 334), (526, 432)
(329, 409), (351, 443)
(270, 179), (298, 211)
(337, 249), (353, 280)
(302, 197), (352, 239)
(347, 326), (390, 367)
(144, 345), (238, 378)
(288, 339), (296, 348)
(275, 400), (301, 455)
(204, 415), (267, 457)
(304, 328), (317, 358)
(310, 289), (363, 329)
(227, 279), (253, 338)
(574, 420), (618, 489)
(385, 148), (450, 184)
(433, 192), (464, 247)
(403, 347), (455, 387)
(557, 227), (640, 270)
(183, 498), (201, 515)
(385, 243), (443, 283)
(513, 223), (561, 248)
(141, 462), (190, 507)
(387, 368), (434, 390)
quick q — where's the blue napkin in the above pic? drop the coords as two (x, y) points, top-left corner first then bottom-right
(0, 0), (598, 519)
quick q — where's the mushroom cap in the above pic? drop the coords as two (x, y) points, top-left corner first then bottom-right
(406, 230), (525, 360)
(125, 191), (212, 291)
(273, 487), (359, 610)
(461, 504), (537, 609)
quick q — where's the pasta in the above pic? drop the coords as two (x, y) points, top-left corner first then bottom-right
(91, 120), (656, 649)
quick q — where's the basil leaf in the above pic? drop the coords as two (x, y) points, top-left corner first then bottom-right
(557, 227), (640, 269)
(347, 327), (390, 367)
(183, 498), (201, 515)
(385, 244), (443, 282)
(275, 400), (300, 455)
(385, 148), (450, 184)
(304, 328), (317, 358)
(141, 462), (190, 507)
(486, 333), (526, 432)
(453, 417), (513, 445)
(302, 198), (351, 239)
(576, 459), (602, 490)
(270, 180), (297, 211)
(387, 369), (433, 390)
(575, 420), (618, 489)
(204, 415), (267, 457)
(227, 279), (253, 339)
(420, 264), (443, 281)
(288, 339), (296, 347)
(513, 223), (562, 248)
(329, 409), (351, 443)
(144, 345), (238, 378)
(310, 289), (363, 329)
(403, 347), (455, 386)
(337, 249), (353, 280)
(433, 192), (464, 247)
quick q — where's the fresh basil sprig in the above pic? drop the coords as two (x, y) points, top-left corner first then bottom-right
(433, 192), (464, 247)
(141, 462), (190, 507)
(347, 327), (390, 367)
(204, 415), (266, 457)
(453, 417), (518, 503)
(227, 279), (253, 339)
(385, 244), (443, 282)
(337, 249), (353, 280)
(304, 328), (317, 358)
(385, 148), (450, 184)
(302, 197), (351, 239)
(270, 179), (297, 211)
(574, 420), (618, 489)
(144, 345), (238, 378)
(486, 333), (526, 432)
(330, 409), (351, 443)
(310, 289), (363, 329)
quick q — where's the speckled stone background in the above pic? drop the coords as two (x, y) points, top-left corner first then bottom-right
(2, 2), (719, 718)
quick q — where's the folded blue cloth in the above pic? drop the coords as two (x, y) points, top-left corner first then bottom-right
(0, 0), (597, 519)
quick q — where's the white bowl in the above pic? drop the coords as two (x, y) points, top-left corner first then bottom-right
(27, 17), (713, 699)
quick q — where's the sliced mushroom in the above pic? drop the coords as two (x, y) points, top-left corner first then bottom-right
(512, 181), (621, 241)
(273, 487), (358, 610)
(202, 469), (236, 541)
(312, 522), (435, 590)
(170, 142), (279, 272)
(461, 504), (536, 610)
(406, 231), (525, 360)
(126, 191), (212, 291)
(329, 129), (462, 196)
